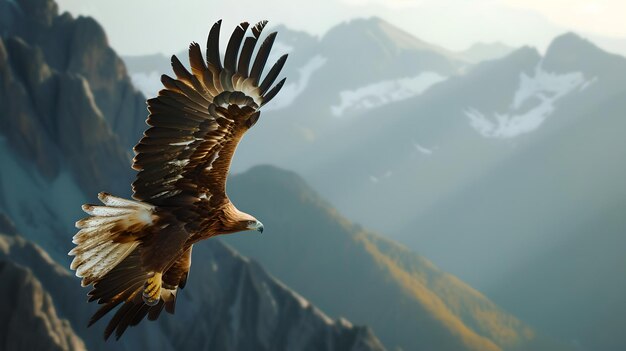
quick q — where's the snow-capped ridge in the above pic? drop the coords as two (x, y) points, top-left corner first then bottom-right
(465, 62), (593, 138)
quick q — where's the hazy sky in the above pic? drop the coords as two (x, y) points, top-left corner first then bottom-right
(55, 0), (626, 56)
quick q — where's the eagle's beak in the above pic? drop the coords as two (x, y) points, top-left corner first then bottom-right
(249, 220), (264, 234)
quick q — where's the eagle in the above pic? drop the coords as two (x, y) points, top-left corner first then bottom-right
(69, 20), (287, 340)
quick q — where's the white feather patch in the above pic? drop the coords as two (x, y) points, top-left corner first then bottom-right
(169, 140), (194, 146)
(69, 193), (154, 286)
(75, 215), (121, 229)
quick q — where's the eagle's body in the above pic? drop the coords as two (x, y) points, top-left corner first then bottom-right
(68, 20), (287, 340)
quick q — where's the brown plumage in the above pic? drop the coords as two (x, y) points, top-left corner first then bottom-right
(68, 20), (287, 340)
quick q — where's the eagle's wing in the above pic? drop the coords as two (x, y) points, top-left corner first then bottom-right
(131, 20), (287, 226)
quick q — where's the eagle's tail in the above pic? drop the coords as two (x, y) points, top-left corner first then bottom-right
(69, 192), (155, 287)
(85, 249), (176, 340)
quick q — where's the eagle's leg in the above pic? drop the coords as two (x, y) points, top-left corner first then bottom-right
(137, 209), (190, 306)
(143, 272), (162, 306)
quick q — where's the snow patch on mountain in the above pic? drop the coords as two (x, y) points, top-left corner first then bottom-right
(264, 55), (328, 111)
(466, 64), (593, 138)
(331, 72), (447, 117)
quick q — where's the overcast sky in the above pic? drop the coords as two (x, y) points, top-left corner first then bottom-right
(56, 0), (626, 56)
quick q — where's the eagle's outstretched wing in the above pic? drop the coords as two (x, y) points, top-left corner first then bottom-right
(132, 20), (287, 226)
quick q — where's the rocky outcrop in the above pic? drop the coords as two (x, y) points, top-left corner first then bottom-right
(167, 239), (385, 351)
(0, 36), (132, 196)
(0, 231), (386, 351)
(0, 0), (144, 261)
(0, 0), (146, 150)
(0, 0), (149, 198)
(0, 260), (85, 351)
(0, 36), (60, 179)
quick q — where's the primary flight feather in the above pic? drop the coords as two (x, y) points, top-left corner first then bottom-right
(69, 20), (287, 340)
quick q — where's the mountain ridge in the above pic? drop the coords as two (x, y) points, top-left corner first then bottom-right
(224, 165), (568, 351)
(0, 229), (387, 351)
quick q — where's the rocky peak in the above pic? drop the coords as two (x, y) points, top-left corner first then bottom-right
(321, 16), (459, 62)
(543, 32), (626, 76)
(0, 229), (386, 351)
(1, 0), (147, 150)
(0, 34), (132, 196)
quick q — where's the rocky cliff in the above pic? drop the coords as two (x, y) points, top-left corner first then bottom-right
(0, 231), (386, 351)
(0, 0), (144, 261)
(0, 0), (146, 151)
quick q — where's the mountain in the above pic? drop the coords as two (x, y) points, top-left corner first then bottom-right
(297, 45), (545, 243)
(0, 0), (151, 261)
(270, 31), (626, 282)
(391, 32), (626, 280)
(457, 42), (516, 63)
(0, 0), (145, 151)
(286, 31), (626, 351)
(481, 34), (626, 351)
(0, 2), (387, 349)
(0, 33), (131, 261)
(3, 1), (619, 350)
(490, 199), (626, 351)
(0, 230), (386, 351)
(222, 165), (568, 351)
(0, 260), (86, 351)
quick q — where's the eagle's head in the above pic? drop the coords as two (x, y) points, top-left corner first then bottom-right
(236, 211), (263, 234)
(245, 219), (264, 233)
(223, 203), (264, 234)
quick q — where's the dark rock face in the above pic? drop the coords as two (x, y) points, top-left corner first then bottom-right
(0, 0), (146, 150)
(0, 35), (132, 196)
(0, 232), (386, 351)
(0, 36), (60, 179)
(0, 0), (148, 197)
(0, 260), (86, 351)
